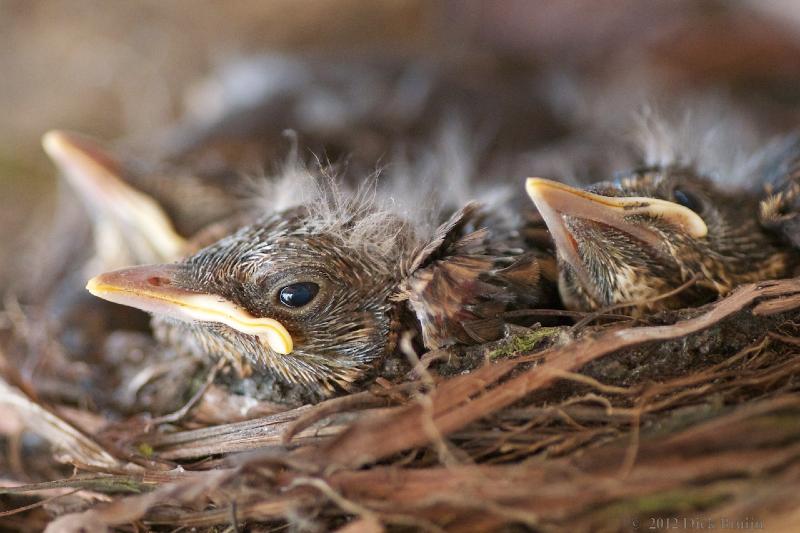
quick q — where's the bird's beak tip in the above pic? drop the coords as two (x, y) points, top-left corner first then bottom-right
(525, 177), (548, 186)
(41, 130), (69, 157)
(526, 178), (569, 219)
(84, 267), (150, 305)
(41, 128), (117, 176)
(525, 177), (560, 203)
(85, 273), (119, 299)
(85, 275), (102, 296)
(525, 177), (546, 194)
(42, 130), (100, 165)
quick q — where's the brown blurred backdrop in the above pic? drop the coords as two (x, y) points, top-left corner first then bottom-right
(3, 0), (800, 290)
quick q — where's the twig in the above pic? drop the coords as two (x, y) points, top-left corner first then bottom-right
(282, 390), (399, 444)
(768, 331), (800, 346)
(317, 278), (800, 468)
(0, 378), (122, 470)
(0, 488), (81, 517)
(148, 358), (227, 427)
(502, 308), (635, 322)
(400, 331), (463, 468)
(571, 274), (701, 331)
(618, 399), (643, 478)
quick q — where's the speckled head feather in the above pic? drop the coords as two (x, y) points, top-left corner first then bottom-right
(153, 176), (421, 395)
(528, 165), (794, 315)
(162, 208), (413, 387)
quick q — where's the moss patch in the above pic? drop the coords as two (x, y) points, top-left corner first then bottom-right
(488, 327), (563, 359)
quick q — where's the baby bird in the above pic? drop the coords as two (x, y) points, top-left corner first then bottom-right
(43, 131), (189, 270)
(43, 130), (247, 272)
(40, 130), (260, 398)
(86, 178), (557, 400)
(759, 136), (800, 250)
(526, 163), (796, 315)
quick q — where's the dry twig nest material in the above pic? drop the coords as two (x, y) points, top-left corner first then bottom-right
(2, 277), (800, 531)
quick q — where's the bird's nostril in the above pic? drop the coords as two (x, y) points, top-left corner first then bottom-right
(147, 276), (169, 287)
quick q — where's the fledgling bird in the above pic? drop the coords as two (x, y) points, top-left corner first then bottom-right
(36, 131), (193, 366)
(42, 130), (247, 273)
(758, 136), (800, 250)
(85, 174), (558, 401)
(526, 148), (799, 315)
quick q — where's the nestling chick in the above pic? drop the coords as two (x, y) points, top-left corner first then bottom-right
(40, 131), (259, 413)
(527, 164), (796, 315)
(759, 136), (800, 250)
(43, 130), (251, 270)
(42, 131), (189, 270)
(86, 177), (557, 401)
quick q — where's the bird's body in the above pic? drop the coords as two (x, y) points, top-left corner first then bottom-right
(527, 161), (798, 315)
(87, 175), (558, 401)
(40, 53), (565, 404)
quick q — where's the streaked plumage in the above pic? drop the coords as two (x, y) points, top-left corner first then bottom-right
(527, 156), (799, 315)
(87, 177), (557, 401)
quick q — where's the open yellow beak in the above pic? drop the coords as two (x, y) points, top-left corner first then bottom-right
(86, 264), (293, 355)
(42, 130), (187, 265)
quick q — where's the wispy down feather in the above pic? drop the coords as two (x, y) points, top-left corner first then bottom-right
(240, 120), (518, 262)
(634, 103), (764, 188)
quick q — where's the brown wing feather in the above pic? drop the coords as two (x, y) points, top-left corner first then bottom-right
(399, 202), (558, 349)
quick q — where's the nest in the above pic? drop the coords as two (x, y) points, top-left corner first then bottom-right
(2, 277), (800, 532)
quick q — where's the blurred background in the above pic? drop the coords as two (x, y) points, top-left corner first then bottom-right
(3, 0), (800, 291)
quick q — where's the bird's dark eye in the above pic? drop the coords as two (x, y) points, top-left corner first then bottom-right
(672, 189), (703, 212)
(278, 282), (320, 308)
